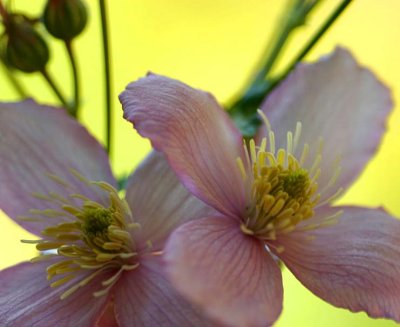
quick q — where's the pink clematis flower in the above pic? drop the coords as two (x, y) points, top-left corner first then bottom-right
(0, 101), (215, 326)
(120, 48), (400, 326)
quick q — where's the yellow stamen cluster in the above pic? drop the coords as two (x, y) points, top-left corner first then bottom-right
(21, 170), (140, 300)
(237, 111), (343, 242)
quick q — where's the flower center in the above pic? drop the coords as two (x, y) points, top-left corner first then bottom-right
(237, 111), (342, 241)
(82, 208), (113, 238)
(21, 170), (140, 300)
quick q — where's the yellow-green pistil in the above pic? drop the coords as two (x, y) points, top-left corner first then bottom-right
(237, 112), (342, 245)
(21, 170), (139, 299)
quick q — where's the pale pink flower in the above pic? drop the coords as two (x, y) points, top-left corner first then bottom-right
(0, 101), (214, 326)
(120, 48), (400, 326)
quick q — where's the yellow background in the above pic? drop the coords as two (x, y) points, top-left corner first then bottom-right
(1, 1), (399, 326)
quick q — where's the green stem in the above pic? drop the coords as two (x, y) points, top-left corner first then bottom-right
(40, 68), (70, 112)
(0, 59), (28, 98)
(65, 41), (80, 118)
(254, 0), (320, 83)
(254, 21), (293, 83)
(282, 0), (353, 76)
(227, 0), (353, 137)
(99, 0), (112, 156)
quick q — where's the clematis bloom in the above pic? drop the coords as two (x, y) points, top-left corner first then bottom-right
(0, 101), (213, 326)
(120, 48), (400, 326)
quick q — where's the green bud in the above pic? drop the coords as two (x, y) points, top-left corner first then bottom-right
(43, 0), (88, 41)
(2, 15), (49, 73)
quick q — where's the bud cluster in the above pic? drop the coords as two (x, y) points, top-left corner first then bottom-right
(0, 0), (87, 73)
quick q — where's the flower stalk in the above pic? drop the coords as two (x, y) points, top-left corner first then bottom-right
(228, 0), (353, 137)
(265, 0), (354, 97)
(65, 40), (80, 117)
(99, 0), (112, 156)
(40, 68), (70, 112)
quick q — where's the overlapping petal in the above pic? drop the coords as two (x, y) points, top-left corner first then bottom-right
(125, 151), (215, 251)
(0, 101), (115, 236)
(259, 48), (392, 192)
(0, 261), (110, 326)
(164, 216), (283, 327)
(114, 256), (208, 326)
(276, 206), (400, 321)
(120, 74), (246, 218)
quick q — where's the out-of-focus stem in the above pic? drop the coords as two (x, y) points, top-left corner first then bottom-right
(40, 68), (70, 112)
(283, 0), (353, 76)
(65, 41), (80, 118)
(0, 0), (7, 19)
(253, 0), (320, 83)
(99, 0), (112, 156)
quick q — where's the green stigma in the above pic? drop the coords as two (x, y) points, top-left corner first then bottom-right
(281, 169), (309, 199)
(81, 207), (113, 238)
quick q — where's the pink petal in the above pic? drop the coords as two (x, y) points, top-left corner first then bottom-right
(275, 206), (400, 321)
(259, 48), (392, 192)
(0, 261), (110, 326)
(164, 216), (283, 327)
(0, 100), (116, 236)
(96, 300), (119, 327)
(114, 256), (209, 326)
(125, 151), (216, 251)
(120, 74), (246, 218)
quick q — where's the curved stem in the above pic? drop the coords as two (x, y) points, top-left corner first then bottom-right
(40, 68), (70, 113)
(99, 0), (112, 156)
(65, 41), (80, 118)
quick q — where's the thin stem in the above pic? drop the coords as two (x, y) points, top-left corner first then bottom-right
(40, 68), (70, 112)
(0, 59), (28, 98)
(65, 41), (80, 118)
(265, 0), (353, 95)
(254, 0), (320, 83)
(99, 0), (112, 156)
(227, 0), (353, 137)
(0, 0), (27, 98)
(283, 0), (353, 74)
(254, 21), (293, 83)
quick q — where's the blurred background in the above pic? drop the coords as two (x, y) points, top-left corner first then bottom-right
(1, 0), (399, 326)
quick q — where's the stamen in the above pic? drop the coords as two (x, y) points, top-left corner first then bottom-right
(293, 122), (302, 152)
(299, 143), (309, 166)
(236, 113), (343, 242)
(20, 170), (141, 301)
(30, 254), (57, 262)
(46, 173), (70, 187)
(286, 131), (293, 156)
(236, 158), (247, 181)
(249, 139), (257, 163)
(269, 131), (275, 155)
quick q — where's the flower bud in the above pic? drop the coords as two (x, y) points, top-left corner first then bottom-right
(2, 15), (49, 73)
(43, 0), (88, 41)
